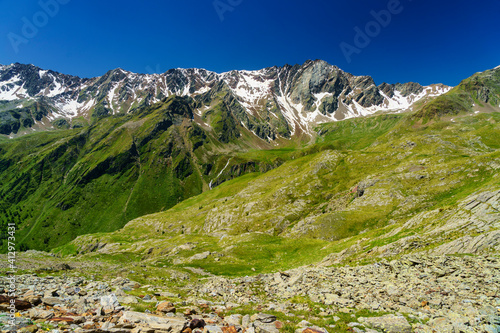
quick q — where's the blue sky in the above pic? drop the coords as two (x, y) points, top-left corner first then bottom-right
(0, 0), (499, 86)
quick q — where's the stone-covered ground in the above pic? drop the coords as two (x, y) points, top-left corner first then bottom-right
(0, 255), (499, 333)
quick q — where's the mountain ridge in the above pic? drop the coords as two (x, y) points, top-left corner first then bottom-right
(0, 60), (451, 139)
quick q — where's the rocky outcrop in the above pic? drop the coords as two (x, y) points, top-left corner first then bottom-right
(394, 82), (424, 97)
(460, 66), (500, 105)
(329, 189), (500, 262)
(430, 230), (500, 255)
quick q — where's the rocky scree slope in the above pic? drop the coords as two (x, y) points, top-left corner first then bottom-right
(0, 254), (498, 333)
(0, 60), (450, 139)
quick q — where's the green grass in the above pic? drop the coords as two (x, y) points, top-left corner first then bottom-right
(176, 234), (329, 277)
(2, 75), (499, 332)
(315, 114), (403, 150)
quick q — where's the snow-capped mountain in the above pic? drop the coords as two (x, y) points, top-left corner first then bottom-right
(0, 60), (451, 138)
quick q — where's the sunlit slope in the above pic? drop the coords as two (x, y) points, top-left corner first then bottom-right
(62, 111), (500, 274)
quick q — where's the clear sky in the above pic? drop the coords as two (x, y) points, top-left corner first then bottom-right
(0, 0), (499, 86)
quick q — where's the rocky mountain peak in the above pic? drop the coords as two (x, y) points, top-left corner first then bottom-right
(395, 82), (424, 97)
(0, 60), (453, 138)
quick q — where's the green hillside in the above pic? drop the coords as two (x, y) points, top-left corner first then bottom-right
(415, 66), (500, 120)
(59, 110), (500, 276)
(0, 96), (292, 251)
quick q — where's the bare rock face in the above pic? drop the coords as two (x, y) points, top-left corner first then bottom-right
(394, 82), (424, 97)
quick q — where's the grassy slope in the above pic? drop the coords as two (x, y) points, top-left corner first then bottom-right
(0, 96), (295, 252)
(59, 110), (500, 276)
(414, 66), (500, 120)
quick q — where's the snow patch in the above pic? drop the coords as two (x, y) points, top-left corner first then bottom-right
(46, 74), (66, 97)
(209, 158), (232, 189)
(193, 86), (210, 95)
(313, 92), (332, 109)
(107, 82), (121, 113)
(225, 71), (274, 114)
(0, 75), (26, 100)
(55, 98), (82, 118)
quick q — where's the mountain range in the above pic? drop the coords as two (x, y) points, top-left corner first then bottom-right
(0, 60), (499, 256)
(0, 60), (450, 139)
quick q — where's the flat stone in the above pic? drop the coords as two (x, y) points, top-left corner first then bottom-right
(428, 317), (454, 333)
(254, 322), (279, 333)
(160, 291), (180, 298)
(242, 314), (251, 328)
(190, 252), (211, 260)
(359, 314), (411, 333)
(204, 325), (223, 333)
(120, 311), (187, 332)
(221, 326), (238, 333)
(18, 325), (38, 333)
(117, 296), (138, 304)
(250, 313), (277, 323)
(224, 314), (242, 326)
(41, 297), (62, 306)
(25, 295), (42, 305)
(302, 327), (329, 333)
(48, 317), (76, 323)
